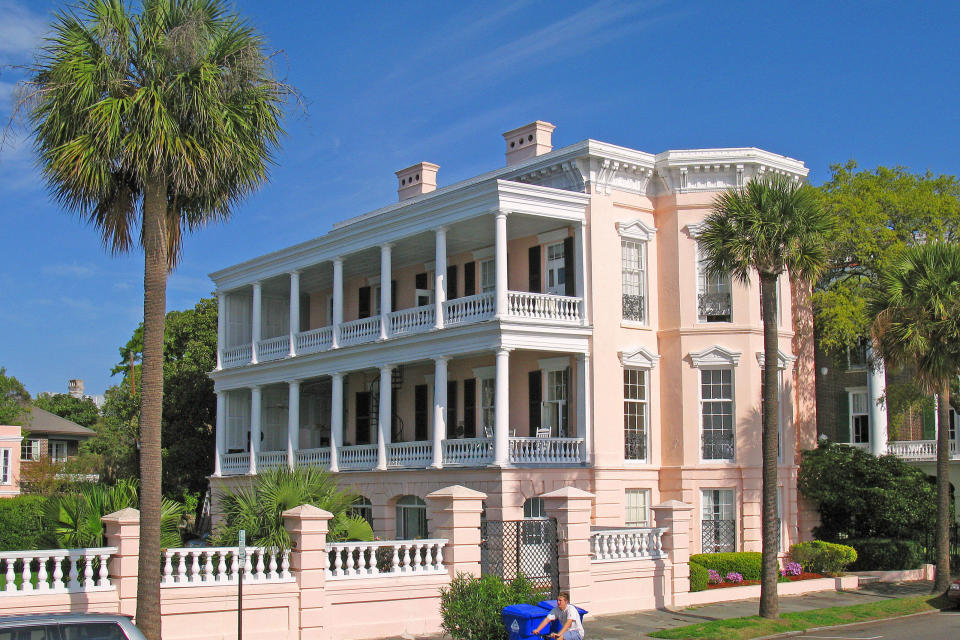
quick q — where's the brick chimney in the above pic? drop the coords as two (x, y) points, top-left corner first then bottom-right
(396, 162), (439, 201)
(68, 379), (84, 398)
(503, 121), (556, 166)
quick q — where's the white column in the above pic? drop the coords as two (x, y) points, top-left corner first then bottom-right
(251, 282), (262, 365)
(332, 257), (344, 349)
(330, 373), (343, 473)
(432, 357), (449, 468)
(213, 391), (225, 476)
(380, 244), (393, 341)
(493, 348), (510, 466)
(434, 228), (447, 330)
(249, 386), (261, 475)
(376, 365), (393, 470)
(287, 380), (300, 469)
(216, 292), (226, 370)
(577, 353), (592, 463)
(575, 220), (590, 326)
(495, 212), (508, 317)
(288, 271), (300, 358)
(867, 346), (888, 455)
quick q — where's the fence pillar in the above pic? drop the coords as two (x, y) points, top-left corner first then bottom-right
(283, 505), (333, 640)
(426, 485), (487, 577)
(102, 507), (140, 618)
(540, 486), (594, 608)
(653, 500), (693, 605)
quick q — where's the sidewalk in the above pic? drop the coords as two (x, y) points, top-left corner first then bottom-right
(586, 581), (935, 639)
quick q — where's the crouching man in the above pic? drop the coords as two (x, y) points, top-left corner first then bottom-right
(532, 592), (584, 640)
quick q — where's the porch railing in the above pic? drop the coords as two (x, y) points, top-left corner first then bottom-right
(591, 528), (667, 562)
(222, 344), (252, 367)
(389, 305), (435, 336)
(221, 452), (249, 474)
(507, 291), (582, 322)
(0, 548), (116, 594)
(326, 540), (446, 579)
(442, 438), (494, 466)
(338, 444), (378, 470)
(509, 437), (584, 464)
(296, 447), (331, 467)
(386, 441), (433, 468)
(296, 326), (333, 354)
(256, 335), (290, 362)
(257, 450), (287, 470)
(162, 547), (292, 587)
(339, 316), (381, 346)
(443, 292), (495, 326)
(887, 439), (959, 461)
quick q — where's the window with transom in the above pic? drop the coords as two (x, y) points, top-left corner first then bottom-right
(621, 240), (646, 322)
(624, 368), (648, 461)
(701, 369), (734, 460)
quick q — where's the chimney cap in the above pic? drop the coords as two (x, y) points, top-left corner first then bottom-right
(502, 121), (556, 165)
(396, 161), (440, 201)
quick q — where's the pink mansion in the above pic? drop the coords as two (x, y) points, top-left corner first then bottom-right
(208, 121), (816, 553)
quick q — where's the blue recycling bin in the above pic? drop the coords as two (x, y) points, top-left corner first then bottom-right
(502, 603), (551, 640)
(536, 600), (589, 635)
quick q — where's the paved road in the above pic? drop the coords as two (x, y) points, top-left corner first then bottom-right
(795, 609), (960, 639)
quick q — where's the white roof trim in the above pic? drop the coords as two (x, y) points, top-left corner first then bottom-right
(756, 350), (796, 370)
(689, 345), (741, 367)
(617, 218), (657, 241)
(619, 346), (661, 369)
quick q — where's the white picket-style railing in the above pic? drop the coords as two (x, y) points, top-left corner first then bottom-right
(339, 316), (381, 346)
(591, 528), (667, 562)
(296, 447), (331, 468)
(389, 305), (435, 336)
(257, 450), (287, 470)
(443, 292), (495, 326)
(326, 540), (446, 579)
(161, 547), (293, 587)
(0, 548), (116, 595)
(296, 326), (333, 355)
(442, 438), (493, 466)
(256, 335), (290, 362)
(507, 291), (583, 322)
(338, 444), (378, 470)
(221, 344), (252, 368)
(509, 437), (584, 464)
(887, 439), (959, 461)
(222, 452), (249, 474)
(386, 441), (432, 468)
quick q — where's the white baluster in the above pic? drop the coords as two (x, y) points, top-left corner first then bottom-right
(98, 552), (110, 587)
(4, 559), (16, 592)
(281, 550), (291, 579)
(402, 544), (413, 573)
(67, 555), (80, 590)
(52, 555), (65, 592)
(200, 550), (212, 582)
(162, 551), (173, 585)
(37, 555), (50, 591)
(333, 546), (343, 576)
(434, 542), (444, 571)
(391, 545), (400, 575)
(345, 545), (356, 576)
(245, 549), (255, 582)
(268, 549), (279, 580)
(83, 553), (95, 588)
(230, 550), (240, 583)
(190, 550), (201, 583)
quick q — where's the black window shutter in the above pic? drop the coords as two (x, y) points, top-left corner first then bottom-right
(528, 246), (541, 293)
(463, 378), (476, 438)
(564, 236), (575, 296)
(447, 380), (458, 437)
(447, 265), (458, 299)
(528, 370), (542, 434)
(415, 385), (428, 441)
(391, 279), (398, 312)
(464, 261), (476, 296)
(355, 391), (371, 444)
(415, 272), (428, 289)
(358, 286), (371, 318)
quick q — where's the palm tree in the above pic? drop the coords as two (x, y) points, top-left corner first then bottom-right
(868, 242), (960, 593)
(700, 173), (834, 618)
(26, 2), (284, 636)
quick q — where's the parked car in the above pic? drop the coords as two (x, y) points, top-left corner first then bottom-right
(949, 577), (960, 608)
(0, 613), (146, 639)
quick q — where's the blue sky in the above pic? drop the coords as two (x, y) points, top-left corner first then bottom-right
(1, 0), (959, 397)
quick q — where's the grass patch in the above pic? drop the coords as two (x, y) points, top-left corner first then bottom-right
(648, 594), (951, 640)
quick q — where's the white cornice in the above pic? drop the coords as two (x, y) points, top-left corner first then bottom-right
(617, 218), (657, 242)
(756, 350), (796, 370)
(619, 346), (661, 369)
(689, 345), (742, 368)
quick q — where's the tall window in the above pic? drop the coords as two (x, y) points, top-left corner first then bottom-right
(701, 489), (735, 553)
(0, 449), (9, 484)
(701, 369), (734, 460)
(479, 259), (495, 293)
(849, 390), (870, 443)
(697, 244), (732, 322)
(396, 496), (427, 539)
(544, 369), (568, 437)
(480, 377), (495, 435)
(625, 489), (650, 526)
(49, 441), (68, 463)
(21, 438), (41, 461)
(545, 242), (566, 295)
(621, 240), (646, 322)
(624, 368), (648, 461)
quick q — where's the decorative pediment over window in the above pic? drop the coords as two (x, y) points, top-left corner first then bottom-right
(689, 345), (741, 368)
(756, 349), (796, 370)
(684, 222), (704, 239)
(620, 346), (661, 369)
(616, 218), (657, 241)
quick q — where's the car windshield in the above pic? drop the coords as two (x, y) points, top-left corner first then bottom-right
(59, 623), (127, 640)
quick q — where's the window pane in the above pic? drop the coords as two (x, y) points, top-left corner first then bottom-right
(625, 489), (649, 526)
(701, 370), (734, 460)
(621, 240), (645, 322)
(624, 368), (647, 460)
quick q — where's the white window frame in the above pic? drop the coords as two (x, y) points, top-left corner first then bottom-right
(699, 368), (735, 462)
(617, 219), (655, 326)
(694, 240), (733, 323)
(21, 438), (41, 461)
(474, 366), (496, 437)
(538, 357), (569, 437)
(479, 259), (495, 294)
(49, 440), (68, 463)
(395, 496), (427, 540)
(847, 338), (869, 370)
(326, 294), (334, 326)
(690, 347), (740, 462)
(373, 284), (382, 317)
(625, 489), (650, 527)
(619, 346), (660, 464)
(701, 488), (736, 553)
(623, 368), (649, 462)
(620, 240), (647, 324)
(0, 449), (9, 484)
(848, 387), (870, 444)
(226, 390), (251, 452)
(545, 242), (566, 295)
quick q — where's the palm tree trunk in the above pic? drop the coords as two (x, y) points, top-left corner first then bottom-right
(759, 272), (780, 619)
(934, 382), (952, 592)
(135, 177), (168, 640)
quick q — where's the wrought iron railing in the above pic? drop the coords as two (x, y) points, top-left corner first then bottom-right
(701, 520), (736, 553)
(698, 292), (732, 321)
(702, 431), (735, 461)
(622, 294), (644, 322)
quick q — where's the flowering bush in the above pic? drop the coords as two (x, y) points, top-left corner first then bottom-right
(707, 569), (723, 585)
(781, 562), (802, 577)
(725, 572), (743, 584)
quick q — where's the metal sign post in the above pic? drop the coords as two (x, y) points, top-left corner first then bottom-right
(237, 530), (246, 640)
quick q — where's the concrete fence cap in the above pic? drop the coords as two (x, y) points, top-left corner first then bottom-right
(101, 507), (140, 524)
(539, 486), (595, 499)
(281, 504), (334, 519)
(426, 485), (487, 500)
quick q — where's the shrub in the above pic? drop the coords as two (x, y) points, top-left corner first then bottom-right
(725, 572), (743, 584)
(789, 541), (857, 575)
(689, 552), (762, 581)
(847, 538), (923, 571)
(707, 569), (723, 585)
(689, 562), (708, 592)
(0, 495), (53, 551)
(440, 573), (541, 640)
(781, 561), (802, 576)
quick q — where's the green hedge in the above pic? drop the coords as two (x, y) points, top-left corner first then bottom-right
(848, 539), (922, 571)
(789, 541), (857, 575)
(440, 573), (541, 640)
(0, 495), (53, 551)
(689, 562), (708, 592)
(689, 552), (762, 581)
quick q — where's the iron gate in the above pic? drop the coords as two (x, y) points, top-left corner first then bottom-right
(481, 518), (559, 597)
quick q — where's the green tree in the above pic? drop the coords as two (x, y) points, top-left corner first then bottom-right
(868, 242), (960, 592)
(27, 2), (285, 634)
(83, 385), (140, 485)
(0, 367), (31, 426)
(34, 393), (100, 429)
(700, 174), (834, 618)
